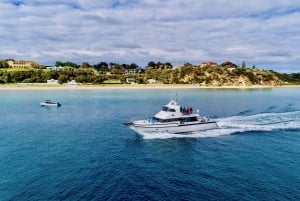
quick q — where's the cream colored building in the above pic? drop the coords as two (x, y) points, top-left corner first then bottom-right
(6, 60), (38, 69)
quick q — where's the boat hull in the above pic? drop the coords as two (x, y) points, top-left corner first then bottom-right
(128, 121), (218, 134)
(40, 102), (61, 107)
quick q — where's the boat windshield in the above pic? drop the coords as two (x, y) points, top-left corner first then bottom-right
(162, 106), (175, 112)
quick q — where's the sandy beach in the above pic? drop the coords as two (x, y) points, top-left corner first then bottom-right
(0, 83), (299, 90)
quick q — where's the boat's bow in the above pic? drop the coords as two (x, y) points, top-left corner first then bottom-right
(123, 121), (133, 126)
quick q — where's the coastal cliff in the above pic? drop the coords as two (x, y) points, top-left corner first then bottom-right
(151, 65), (283, 87)
(190, 67), (281, 87)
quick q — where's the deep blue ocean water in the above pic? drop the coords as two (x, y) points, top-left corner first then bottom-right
(0, 88), (299, 201)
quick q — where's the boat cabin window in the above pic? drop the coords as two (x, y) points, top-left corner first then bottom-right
(162, 106), (175, 112)
(162, 106), (168, 111)
(160, 119), (177, 123)
(187, 117), (198, 122)
(159, 117), (197, 123)
(148, 117), (161, 123)
(179, 117), (198, 122)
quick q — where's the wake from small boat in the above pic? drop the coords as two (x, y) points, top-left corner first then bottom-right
(137, 111), (300, 139)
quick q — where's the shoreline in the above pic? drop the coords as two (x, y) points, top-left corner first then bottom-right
(0, 83), (300, 90)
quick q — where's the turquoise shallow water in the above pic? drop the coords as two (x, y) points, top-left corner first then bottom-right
(0, 88), (300, 200)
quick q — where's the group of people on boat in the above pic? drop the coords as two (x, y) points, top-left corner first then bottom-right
(180, 106), (193, 115)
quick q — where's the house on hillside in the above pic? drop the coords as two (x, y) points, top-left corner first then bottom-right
(46, 66), (74, 71)
(6, 60), (38, 69)
(46, 66), (64, 71)
(200, 61), (218, 67)
(124, 67), (144, 75)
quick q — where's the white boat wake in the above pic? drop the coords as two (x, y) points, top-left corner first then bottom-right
(138, 111), (300, 139)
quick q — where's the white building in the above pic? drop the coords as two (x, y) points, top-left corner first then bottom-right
(47, 79), (58, 84)
(147, 79), (157, 84)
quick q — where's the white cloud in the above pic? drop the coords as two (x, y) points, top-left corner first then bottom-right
(0, 0), (300, 71)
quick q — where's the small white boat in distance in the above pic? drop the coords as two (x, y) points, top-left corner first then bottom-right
(124, 100), (218, 134)
(40, 100), (61, 107)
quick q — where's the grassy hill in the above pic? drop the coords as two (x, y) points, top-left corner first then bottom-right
(146, 65), (283, 86)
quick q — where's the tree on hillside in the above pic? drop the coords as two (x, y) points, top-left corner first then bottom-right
(121, 63), (139, 70)
(64, 61), (79, 68)
(147, 61), (156, 68)
(109, 62), (117, 68)
(81, 62), (91, 68)
(58, 74), (69, 84)
(55, 61), (64, 67)
(242, 61), (246, 68)
(0, 60), (9, 68)
(164, 62), (173, 69)
(147, 61), (173, 69)
(111, 64), (124, 74)
(94, 62), (109, 71)
(184, 62), (192, 67)
(130, 63), (138, 69)
(221, 61), (238, 68)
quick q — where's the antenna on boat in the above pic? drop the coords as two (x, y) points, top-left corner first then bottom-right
(174, 93), (180, 105)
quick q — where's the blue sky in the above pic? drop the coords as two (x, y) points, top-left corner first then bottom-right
(1, 0), (300, 72)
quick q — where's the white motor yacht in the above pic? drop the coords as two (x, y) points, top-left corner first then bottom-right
(124, 100), (218, 134)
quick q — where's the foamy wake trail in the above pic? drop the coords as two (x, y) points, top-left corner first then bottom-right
(139, 111), (300, 139)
